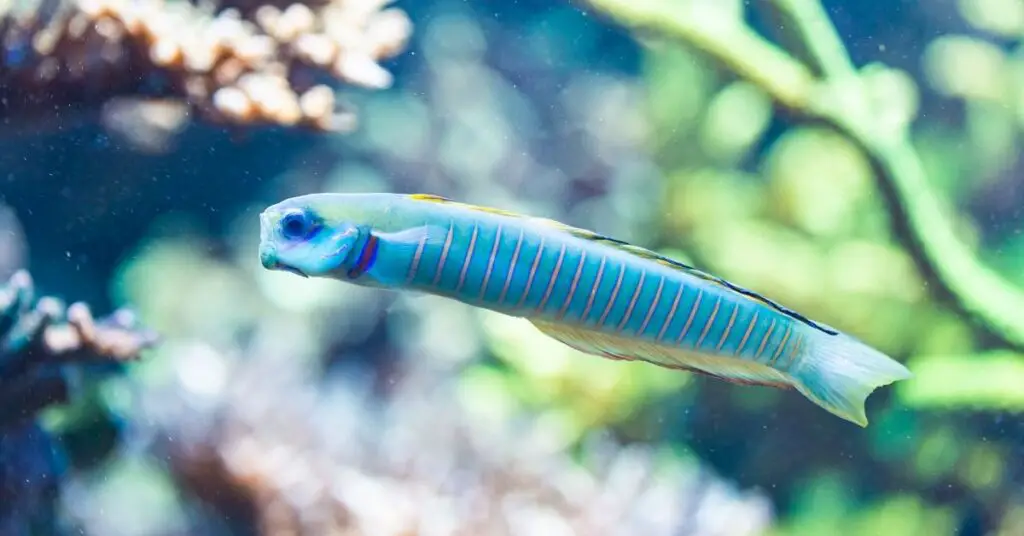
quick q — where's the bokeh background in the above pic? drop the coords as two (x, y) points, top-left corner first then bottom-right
(2, 0), (1024, 534)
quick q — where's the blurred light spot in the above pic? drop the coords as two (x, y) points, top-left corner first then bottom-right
(255, 263), (348, 311)
(898, 350), (1024, 411)
(923, 36), (1005, 101)
(958, 0), (1024, 37)
(699, 81), (772, 163)
(422, 11), (487, 63)
(362, 93), (431, 159)
(765, 127), (873, 237)
(177, 342), (228, 398)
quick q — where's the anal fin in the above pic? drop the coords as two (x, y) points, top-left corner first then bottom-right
(529, 319), (793, 390)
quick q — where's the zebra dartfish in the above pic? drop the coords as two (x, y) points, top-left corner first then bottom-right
(257, 192), (912, 426)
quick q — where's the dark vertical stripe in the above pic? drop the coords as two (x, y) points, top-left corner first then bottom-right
(714, 302), (739, 352)
(580, 255), (607, 322)
(406, 224), (436, 284)
(616, 269), (647, 332)
(768, 324), (793, 366)
(674, 288), (704, 345)
(478, 224), (503, 299)
(636, 276), (665, 337)
(431, 223), (455, 286)
(656, 283), (685, 342)
(407, 222), (448, 284)
(694, 295), (721, 348)
(754, 318), (777, 361)
(455, 224), (479, 292)
(514, 237), (545, 307)
(556, 250), (586, 319)
(735, 310), (759, 357)
(536, 243), (567, 313)
(782, 333), (805, 369)
(596, 263), (626, 327)
(497, 228), (525, 305)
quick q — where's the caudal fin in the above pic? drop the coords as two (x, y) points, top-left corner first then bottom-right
(787, 332), (912, 427)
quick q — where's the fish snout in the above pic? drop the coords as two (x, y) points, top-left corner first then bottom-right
(259, 243), (278, 270)
(259, 242), (309, 278)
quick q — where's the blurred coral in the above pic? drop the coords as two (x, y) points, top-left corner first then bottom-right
(0, 0), (412, 150)
(0, 268), (157, 533)
(0, 199), (157, 534)
(74, 330), (773, 536)
(0, 269), (158, 428)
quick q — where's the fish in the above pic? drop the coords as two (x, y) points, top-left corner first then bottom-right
(257, 192), (912, 426)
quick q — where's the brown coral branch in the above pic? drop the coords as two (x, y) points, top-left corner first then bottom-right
(0, 269), (157, 427)
(0, 268), (157, 533)
(0, 0), (411, 143)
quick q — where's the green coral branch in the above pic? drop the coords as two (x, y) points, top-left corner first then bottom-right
(584, 0), (1024, 350)
(898, 350), (1024, 411)
(768, 0), (858, 79)
(585, 0), (817, 110)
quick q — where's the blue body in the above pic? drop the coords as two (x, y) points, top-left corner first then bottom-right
(258, 192), (913, 426)
(389, 201), (804, 372)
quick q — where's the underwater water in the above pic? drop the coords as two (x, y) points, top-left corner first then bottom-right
(1, 0), (1022, 534)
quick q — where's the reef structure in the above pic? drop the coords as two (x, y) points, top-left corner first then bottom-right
(0, 0), (412, 145)
(0, 269), (157, 534)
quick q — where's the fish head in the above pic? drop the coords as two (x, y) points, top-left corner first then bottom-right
(258, 194), (364, 279)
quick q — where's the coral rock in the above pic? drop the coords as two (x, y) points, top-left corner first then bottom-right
(0, 0), (412, 146)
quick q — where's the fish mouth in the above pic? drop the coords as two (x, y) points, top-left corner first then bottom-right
(264, 259), (308, 278)
(277, 264), (309, 278)
(259, 244), (308, 278)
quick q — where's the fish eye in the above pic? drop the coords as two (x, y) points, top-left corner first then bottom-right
(280, 209), (313, 240)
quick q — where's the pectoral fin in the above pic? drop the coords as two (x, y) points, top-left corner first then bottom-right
(361, 225), (450, 286)
(377, 225), (451, 252)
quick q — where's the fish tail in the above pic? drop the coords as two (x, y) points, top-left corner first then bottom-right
(787, 330), (912, 427)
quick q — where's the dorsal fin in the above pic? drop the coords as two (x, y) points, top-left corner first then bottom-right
(561, 227), (838, 336)
(408, 193), (524, 218)
(406, 193), (838, 336)
(408, 193), (452, 202)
